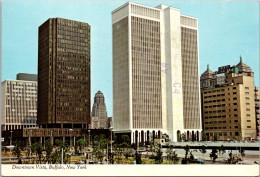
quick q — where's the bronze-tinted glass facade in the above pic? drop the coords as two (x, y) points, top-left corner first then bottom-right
(38, 18), (91, 128)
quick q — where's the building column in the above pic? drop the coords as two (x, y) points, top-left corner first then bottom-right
(28, 137), (30, 146)
(40, 137), (42, 144)
(131, 132), (134, 144)
(74, 137), (76, 146)
(63, 137), (65, 144)
(138, 132), (141, 144)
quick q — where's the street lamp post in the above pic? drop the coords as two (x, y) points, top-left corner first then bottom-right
(69, 129), (73, 151)
(109, 127), (113, 155)
(88, 130), (90, 147)
(50, 131), (53, 145)
(10, 131), (13, 146)
(29, 130), (32, 158)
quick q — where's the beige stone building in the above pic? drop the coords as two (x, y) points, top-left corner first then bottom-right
(255, 87), (259, 139)
(91, 91), (109, 129)
(201, 57), (257, 140)
(1, 74), (38, 131)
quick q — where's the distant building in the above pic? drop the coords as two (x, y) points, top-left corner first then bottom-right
(1, 74), (38, 131)
(91, 91), (110, 129)
(200, 57), (257, 141)
(255, 87), (259, 139)
(37, 18), (91, 129)
(16, 73), (37, 82)
(107, 117), (112, 128)
(90, 117), (100, 129)
(112, 2), (202, 143)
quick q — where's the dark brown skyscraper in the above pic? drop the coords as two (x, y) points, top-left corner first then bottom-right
(38, 18), (91, 129)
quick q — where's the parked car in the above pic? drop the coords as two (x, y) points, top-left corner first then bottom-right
(192, 158), (205, 164)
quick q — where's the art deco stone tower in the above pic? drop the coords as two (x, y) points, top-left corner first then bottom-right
(91, 91), (109, 128)
(38, 18), (91, 129)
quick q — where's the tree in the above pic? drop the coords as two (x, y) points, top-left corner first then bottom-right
(121, 135), (130, 144)
(209, 149), (218, 163)
(171, 151), (179, 164)
(184, 145), (190, 160)
(52, 139), (70, 164)
(31, 142), (43, 164)
(181, 133), (186, 142)
(93, 134), (109, 163)
(202, 134), (207, 141)
(166, 146), (179, 164)
(154, 145), (163, 164)
(122, 142), (131, 159)
(135, 151), (142, 164)
(218, 145), (226, 159)
(76, 138), (88, 154)
(199, 145), (207, 160)
(12, 140), (24, 163)
(50, 150), (60, 164)
(213, 134), (218, 141)
(93, 147), (105, 163)
(226, 151), (237, 164)
(239, 148), (245, 160)
(45, 140), (53, 163)
(189, 151), (194, 162)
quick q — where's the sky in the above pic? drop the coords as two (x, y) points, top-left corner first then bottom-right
(2, 0), (259, 117)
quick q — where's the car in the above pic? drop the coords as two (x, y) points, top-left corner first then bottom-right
(192, 158), (205, 164)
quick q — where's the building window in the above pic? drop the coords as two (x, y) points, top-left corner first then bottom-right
(235, 126), (238, 128)
(245, 92), (249, 95)
(234, 109), (238, 111)
(246, 103), (250, 105)
(245, 87), (249, 90)
(234, 120), (238, 122)
(235, 132), (239, 136)
(247, 126), (251, 128)
(245, 97), (250, 100)
(247, 120), (251, 122)
(233, 97), (237, 100)
(233, 92), (237, 95)
(246, 114), (250, 117)
(233, 103), (237, 105)
(246, 108), (250, 111)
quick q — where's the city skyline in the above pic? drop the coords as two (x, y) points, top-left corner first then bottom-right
(2, 0), (259, 117)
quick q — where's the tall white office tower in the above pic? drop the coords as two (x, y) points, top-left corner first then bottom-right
(112, 2), (202, 143)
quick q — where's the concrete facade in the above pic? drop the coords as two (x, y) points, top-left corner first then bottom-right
(1, 79), (38, 131)
(112, 2), (202, 143)
(201, 58), (257, 140)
